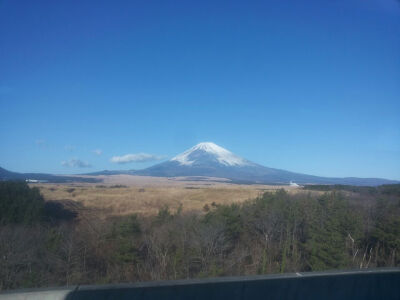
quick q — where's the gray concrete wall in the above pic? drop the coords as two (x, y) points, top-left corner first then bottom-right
(1, 268), (399, 300)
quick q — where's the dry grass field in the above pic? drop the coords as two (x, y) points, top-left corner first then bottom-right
(32, 175), (303, 217)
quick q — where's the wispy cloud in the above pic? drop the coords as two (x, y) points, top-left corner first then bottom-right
(35, 139), (46, 146)
(64, 145), (76, 152)
(110, 153), (165, 164)
(92, 149), (103, 155)
(61, 159), (92, 168)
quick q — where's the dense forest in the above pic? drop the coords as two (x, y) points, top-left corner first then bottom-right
(0, 181), (399, 290)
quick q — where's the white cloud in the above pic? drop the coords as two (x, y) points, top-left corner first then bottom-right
(35, 139), (46, 146)
(110, 153), (165, 164)
(92, 149), (103, 155)
(61, 159), (92, 168)
(64, 145), (76, 152)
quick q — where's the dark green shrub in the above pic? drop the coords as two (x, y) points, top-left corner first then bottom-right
(0, 181), (44, 225)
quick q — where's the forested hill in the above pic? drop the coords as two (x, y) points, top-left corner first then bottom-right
(0, 182), (399, 290)
(303, 183), (400, 196)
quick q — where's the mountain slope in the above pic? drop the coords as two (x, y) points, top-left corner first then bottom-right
(83, 169), (135, 176)
(133, 142), (399, 186)
(0, 167), (100, 183)
(2, 143), (397, 186)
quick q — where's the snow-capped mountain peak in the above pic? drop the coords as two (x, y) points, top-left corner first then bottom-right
(103, 142), (399, 186)
(171, 142), (250, 166)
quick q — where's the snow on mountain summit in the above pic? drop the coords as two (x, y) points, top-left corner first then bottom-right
(83, 141), (400, 186)
(171, 142), (250, 167)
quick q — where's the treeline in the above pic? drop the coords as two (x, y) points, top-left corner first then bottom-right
(0, 181), (45, 225)
(303, 183), (400, 197)
(0, 182), (399, 290)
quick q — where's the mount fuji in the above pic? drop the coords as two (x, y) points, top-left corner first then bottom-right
(2, 142), (397, 185)
(130, 142), (398, 186)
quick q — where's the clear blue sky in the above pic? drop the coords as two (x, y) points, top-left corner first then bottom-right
(1, 0), (399, 179)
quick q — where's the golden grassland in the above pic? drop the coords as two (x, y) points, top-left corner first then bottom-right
(35, 185), (268, 216)
(32, 175), (306, 217)
(31, 175), (318, 216)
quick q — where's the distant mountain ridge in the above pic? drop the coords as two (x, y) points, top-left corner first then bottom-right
(2, 142), (398, 186)
(129, 142), (398, 186)
(0, 167), (100, 183)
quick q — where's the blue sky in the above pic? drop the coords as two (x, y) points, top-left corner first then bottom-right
(1, 0), (399, 180)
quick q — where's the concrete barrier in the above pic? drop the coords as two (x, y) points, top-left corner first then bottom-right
(1, 268), (399, 300)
